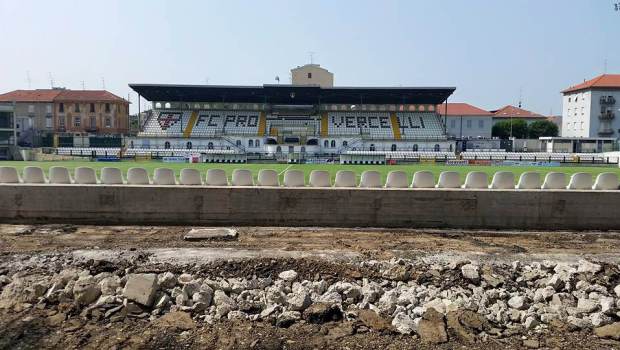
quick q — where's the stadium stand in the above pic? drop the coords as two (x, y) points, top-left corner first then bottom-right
(397, 113), (445, 139)
(344, 150), (457, 160)
(461, 152), (619, 162)
(2, 166), (619, 190)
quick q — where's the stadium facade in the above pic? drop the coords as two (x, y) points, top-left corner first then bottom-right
(128, 82), (457, 162)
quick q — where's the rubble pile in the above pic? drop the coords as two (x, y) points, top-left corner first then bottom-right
(1, 256), (619, 344)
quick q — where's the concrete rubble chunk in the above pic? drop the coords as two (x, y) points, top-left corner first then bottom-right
(594, 322), (620, 340)
(358, 309), (392, 332)
(286, 291), (311, 311)
(508, 295), (526, 310)
(73, 277), (101, 305)
(158, 272), (177, 289)
(123, 274), (158, 307)
(184, 228), (237, 241)
(417, 308), (448, 344)
(577, 298), (599, 313)
(391, 312), (417, 335)
(278, 270), (298, 282)
(461, 264), (480, 282)
(577, 260), (602, 274)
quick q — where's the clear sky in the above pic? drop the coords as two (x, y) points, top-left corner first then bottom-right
(0, 0), (618, 115)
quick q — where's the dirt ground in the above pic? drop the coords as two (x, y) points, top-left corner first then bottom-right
(1, 224), (620, 350)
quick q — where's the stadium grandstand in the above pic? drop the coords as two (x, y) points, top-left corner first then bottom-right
(126, 83), (456, 162)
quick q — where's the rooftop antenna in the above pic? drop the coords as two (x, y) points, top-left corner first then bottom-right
(26, 71), (31, 89)
(308, 51), (315, 64)
(81, 81), (85, 90)
(275, 76), (280, 84)
(48, 72), (54, 88)
(101, 77), (106, 90)
(518, 87), (523, 108)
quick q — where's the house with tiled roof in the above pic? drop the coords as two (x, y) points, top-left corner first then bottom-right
(0, 89), (129, 146)
(561, 74), (620, 138)
(436, 103), (493, 139)
(490, 105), (547, 126)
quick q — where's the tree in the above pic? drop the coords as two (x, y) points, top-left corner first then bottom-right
(492, 119), (528, 139)
(528, 120), (559, 138)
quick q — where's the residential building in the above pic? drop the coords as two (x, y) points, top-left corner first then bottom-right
(0, 103), (15, 159)
(437, 102), (493, 139)
(291, 64), (334, 87)
(561, 74), (620, 138)
(0, 89), (60, 146)
(491, 105), (548, 125)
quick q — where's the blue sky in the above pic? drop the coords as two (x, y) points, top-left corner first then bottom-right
(0, 0), (618, 114)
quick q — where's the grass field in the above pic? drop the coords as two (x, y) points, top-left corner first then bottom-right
(2, 160), (619, 184)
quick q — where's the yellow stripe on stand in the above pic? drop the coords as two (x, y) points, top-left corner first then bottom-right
(321, 112), (329, 137)
(258, 112), (267, 136)
(183, 110), (199, 138)
(390, 112), (401, 140)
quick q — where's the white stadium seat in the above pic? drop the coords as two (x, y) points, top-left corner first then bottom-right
(127, 167), (150, 185)
(309, 170), (330, 187)
(0, 166), (20, 183)
(334, 170), (356, 187)
(411, 171), (434, 188)
(153, 168), (176, 185)
(385, 171), (408, 188)
(516, 172), (541, 190)
(593, 172), (619, 190)
(489, 171), (515, 189)
(257, 169), (279, 187)
(74, 167), (98, 184)
(283, 170), (305, 187)
(232, 169), (253, 186)
(205, 169), (228, 186)
(23, 167), (46, 184)
(49, 167), (72, 184)
(101, 167), (124, 185)
(179, 168), (202, 185)
(463, 172), (488, 189)
(567, 172), (592, 190)
(437, 171), (461, 188)
(541, 172), (566, 190)
(359, 171), (381, 188)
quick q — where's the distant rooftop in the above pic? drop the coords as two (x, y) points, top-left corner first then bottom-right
(491, 105), (546, 119)
(436, 102), (492, 116)
(562, 74), (620, 94)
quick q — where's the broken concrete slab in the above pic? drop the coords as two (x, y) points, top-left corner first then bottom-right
(183, 228), (237, 241)
(123, 274), (158, 307)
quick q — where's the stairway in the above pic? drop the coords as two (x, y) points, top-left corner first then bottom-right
(182, 111), (199, 138)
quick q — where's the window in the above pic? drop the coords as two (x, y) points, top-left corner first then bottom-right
(90, 116), (96, 128)
(186, 141), (192, 149)
(45, 116), (52, 128)
(74, 117), (81, 127)
(391, 144), (397, 151)
(330, 140), (336, 148)
(434, 144), (440, 151)
(255, 139), (260, 147)
(466, 119), (472, 128)
(324, 140), (329, 148)
(90, 103), (95, 113)
(46, 104), (52, 114)
(236, 140), (241, 146)
(59, 103), (64, 113)
(28, 105), (34, 113)
(74, 103), (80, 113)
(164, 141), (170, 149)
(478, 120), (484, 128)
(105, 103), (111, 113)
(568, 97), (571, 102)
(248, 139), (254, 147)
(342, 140), (348, 147)
(105, 117), (111, 128)
(412, 144), (418, 151)
(207, 142), (213, 149)
(307, 72), (312, 79)
(59, 117), (65, 127)
(450, 119), (456, 128)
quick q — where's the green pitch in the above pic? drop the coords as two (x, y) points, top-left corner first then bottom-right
(2, 160), (619, 185)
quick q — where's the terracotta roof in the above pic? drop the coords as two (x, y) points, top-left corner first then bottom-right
(54, 90), (127, 103)
(491, 105), (546, 119)
(0, 89), (62, 102)
(436, 103), (492, 116)
(562, 74), (620, 94)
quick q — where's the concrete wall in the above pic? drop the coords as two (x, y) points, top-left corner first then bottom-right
(1, 185), (619, 230)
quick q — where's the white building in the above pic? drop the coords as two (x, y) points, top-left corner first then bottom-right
(561, 74), (620, 138)
(437, 103), (493, 139)
(291, 64), (334, 88)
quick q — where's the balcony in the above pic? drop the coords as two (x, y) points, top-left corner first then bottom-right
(599, 111), (615, 120)
(600, 96), (616, 105)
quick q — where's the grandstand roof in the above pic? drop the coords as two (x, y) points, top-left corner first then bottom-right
(0, 89), (62, 102)
(562, 74), (620, 93)
(436, 103), (492, 116)
(129, 84), (455, 105)
(491, 105), (546, 119)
